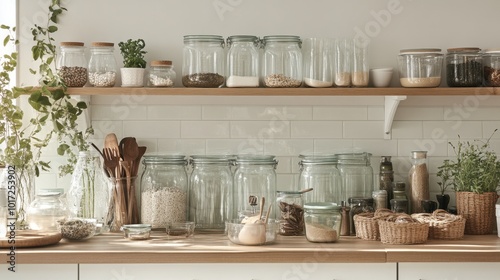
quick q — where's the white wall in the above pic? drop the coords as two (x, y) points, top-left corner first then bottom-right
(16, 0), (500, 206)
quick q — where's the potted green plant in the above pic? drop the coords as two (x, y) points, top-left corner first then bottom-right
(438, 132), (500, 234)
(118, 38), (147, 87)
(436, 159), (452, 210)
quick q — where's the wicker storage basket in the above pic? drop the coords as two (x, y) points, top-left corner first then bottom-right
(456, 191), (498, 235)
(353, 208), (394, 241)
(378, 214), (429, 245)
(412, 209), (465, 240)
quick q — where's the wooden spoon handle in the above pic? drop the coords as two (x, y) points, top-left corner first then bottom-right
(258, 197), (265, 221)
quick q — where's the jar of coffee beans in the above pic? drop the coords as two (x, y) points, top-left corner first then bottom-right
(446, 47), (483, 87)
(262, 35), (303, 88)
(88, 42), (117, 87)
(182, 35), (225, 88)
(57, 42), (88, 87)
(483, 49), (500, 87)
(147, 60), (176, 87)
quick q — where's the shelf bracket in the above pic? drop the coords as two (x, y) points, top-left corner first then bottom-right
(384, 95), (407, 139)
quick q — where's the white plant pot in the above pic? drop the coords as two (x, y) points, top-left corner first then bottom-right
(120, 68), (145, 87)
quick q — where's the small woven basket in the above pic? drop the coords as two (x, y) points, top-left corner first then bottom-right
(378, 214), (429, 245)
(354, 208), (395, 241)
(412, 209), (465, 240)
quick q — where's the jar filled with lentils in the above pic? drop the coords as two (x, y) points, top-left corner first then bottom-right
(57, 42), (88, 87)
(148, 60), (176, 87)
(483, 49), (500, 87)
(446, 47), (483, 87)
(262, 35), (303, 88)
(182, 35), (225, 88)
(88, 42), (117, 87)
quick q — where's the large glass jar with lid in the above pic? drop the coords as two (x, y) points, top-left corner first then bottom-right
(398, 48), (443, 88)
(336, 152), (374, 203)
(304, 203), (341, 243)
(446, 47), (483, 87)
(27, 191), (68, 231)
(88, 42), (117, 87)
(147, 60), (176, 87)
(298, 154), (342, 205)
(226, 35), (260, 87)
(483, 49), (500, 87)
(234, 155), (277, 219)
(140, 155), (188, 229)
(262, 35), (303, 88)
(276, 191), (304, 236)
(57, 42), (88, 87)
(189, 155), (233, 232)
(182, 35), (225, 88)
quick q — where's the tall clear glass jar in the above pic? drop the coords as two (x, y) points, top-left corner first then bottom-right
(276, 191), (304, 236)
(304, 202), (341, 243)
(226, 35), (260, 87)
(446, 47), (483, 87)
(398, 48), (443, 88)
(182, 35), (225, 88)
(147, 60), (176, 87)
(189, 155), (233, 232)
(298, 154), (342, 205)
(57, 41), (88, 87)
(262, 35), (302, 88)
(335, 38), (352, 87)
(140, 155), (188, 229)
(408, 151), (429, 214)
(336, 152), (374, 203)
(483, 49), (500, 86)
(88, 42), (117, 87)
(27, 191), (68, 231)
(234, 155), (277, 219)
(352, 38), (369, 87)
(303, 38), (334, 88)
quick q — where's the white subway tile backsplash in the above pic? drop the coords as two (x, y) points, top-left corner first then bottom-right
(368, 106), (384, 120)
(482, 122), (500, 138)
(398, 139), (449, 157)
(395, 107), (444, 121)
(313, 106), (367, 120)
(123, 121), (180, 138)
(291, 121), (342, 139)
(423, 121), (482, 139)
(231, 121), (290, 139)
(206, 139), (264, 154)
(277, 174), (296, 191)
(181, 121), (230, 138)
(353, 140), (398, 156)
(148, 105), (201, 120)
(343, 121), (384, 139)
(275, 156), (292, 174)
(264, 139), (314, 156)
(444, 107), (500, 121)
(92, 105), (148, 120)
(135, 138), (158, 154)
(313, 139), (354, 153)
(391, 121), (423, 139)
(91, 120), (123, 140)
(157, 139), (206, 155)
(202, 106), (312, 120)
(202, 106), (233, 120)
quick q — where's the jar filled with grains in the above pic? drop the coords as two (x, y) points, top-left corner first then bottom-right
(182, 35), (225, 88)
(147, 60), (176, 87)
(397, 48), (443, 88)
(262, 35), (303, 88)
(140, 155), (188, 229)
(483, 49), (500, 87)
(57, 42), (88, 87)
(276, 191), (304, 236)
(88, 42), (117, 87)
(226, 35), (260, 87)
(446, 47), (483, 87)
(408, 151), (429, 214)
(304, 203), (341, 243)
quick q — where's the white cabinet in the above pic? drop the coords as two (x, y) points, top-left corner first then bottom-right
(80, 263), (397, 280)
(398, 262), (500, 280)
(0, 264), (77, 280)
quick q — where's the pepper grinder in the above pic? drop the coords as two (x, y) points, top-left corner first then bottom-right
(340, 201), (350, 236)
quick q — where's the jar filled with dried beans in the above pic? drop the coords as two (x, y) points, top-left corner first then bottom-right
(57, 42), (88, 87)
(483, 49), (500, 87)
(276, 191), (304, 236)
(262, 35), (303, 88)
(182, 35), (225, 88)
(446, 47), (483, 87)
(88, 42), (117, 87)
(148, 60), (176, 87)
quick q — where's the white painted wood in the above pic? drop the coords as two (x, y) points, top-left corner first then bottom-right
(398, 262), (500, 280)
(0, 264), (77, 280)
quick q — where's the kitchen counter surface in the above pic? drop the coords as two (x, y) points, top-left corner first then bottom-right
(1, 232), (499, 264)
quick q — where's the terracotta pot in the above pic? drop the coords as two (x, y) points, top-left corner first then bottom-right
(455, 191), (498, 235)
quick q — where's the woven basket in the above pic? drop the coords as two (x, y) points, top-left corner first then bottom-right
(378, 214), (429, 245)
(353, 208), (395, 241)
(456, 191), (498, 235)
(412, 209), (465, 239)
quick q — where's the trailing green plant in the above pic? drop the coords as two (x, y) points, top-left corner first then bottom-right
(118, 38), (147, 68)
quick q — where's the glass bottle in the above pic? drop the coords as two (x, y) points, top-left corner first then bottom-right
(304, 202), (341, 243)
(226, 35), (260, 87)
(392, 182), (408, 213)
(298, 154), (342, 205)
(140, 155), (188, 229)
(303, 38), (334, 88)
(408, 151), (429, 213)
(276, 191), (304, 236)
(348, 197), (374, 235)
(379, 156), (394, 208)
(352, 38), (369, 87)
(147, 60), (176, 87)
(483, 49), (500, 86)
(336, 152), (374, 203)
(27, 191), (68, 231)
(334, 38), (352, 87)
(189, 155), (233, 232)
(446, 47), (483, 87)
(56, 41), (88, 87)
(88, 42), (117, 87)
(262, 35), (303, 88)
(233, 155), (277, 219)
(182, 35), (225, 88)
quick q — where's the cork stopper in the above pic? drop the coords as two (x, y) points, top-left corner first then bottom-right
(150, 60), (172, 66)
(91, 42), (114, 47)
(60, 42), (84, 47)
(447, 47), (481, 53)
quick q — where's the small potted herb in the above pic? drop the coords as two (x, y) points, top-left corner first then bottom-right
(118, 38), (147, 87)
(436, 159), (452, 210)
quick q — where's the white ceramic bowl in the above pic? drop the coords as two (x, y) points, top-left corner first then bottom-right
(370, 68), (393, 87)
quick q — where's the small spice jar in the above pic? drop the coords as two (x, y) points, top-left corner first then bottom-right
(304, 203), (341, 243)
(276, 191), (304, 236)
(372, 190), (387, 210)
(27, 191), (68, 231)
(57, 42), (88, 87)
(182, 35), (225, 88)
(348, 197), (374, 235)
(226, 35), (260, 87)
(88, 42), (117, 87)
(262, 35), (303, 88)
(148, 60), (176, 87)
(446, 47), (483, 87)
(483, 49), (500, 87)
(397, 48), (443, 87)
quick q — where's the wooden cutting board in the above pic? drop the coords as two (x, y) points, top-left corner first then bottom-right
(0, 230), (62, 248)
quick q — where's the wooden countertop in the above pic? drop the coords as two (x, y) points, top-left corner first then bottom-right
(1, 232), (499, 264)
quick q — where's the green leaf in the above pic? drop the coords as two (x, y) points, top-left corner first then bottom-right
(76, 101), (87, 109)
(57, 144), (70, 156)
(51, 88), (64, 100)
(3, 35), (10, 47)
(0, 25), (9, 29)
(47, 26), (58, 33)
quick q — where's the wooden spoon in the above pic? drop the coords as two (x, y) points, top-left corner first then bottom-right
(132, 146), (147, 177)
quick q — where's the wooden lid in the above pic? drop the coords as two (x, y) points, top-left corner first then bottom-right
(60, 41), (84, 47)
(91, 42), (114, 47)
(150, 60), (172, 66)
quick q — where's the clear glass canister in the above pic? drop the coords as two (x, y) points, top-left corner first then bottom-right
(140, 155), (188, 229)
(148, 60), (176, 87)
(408, 151), (429, 214)
(27, 191), (68, 231)
(304, 203), (341, 243)
(446, 47), (483, 87)
(348, 197), (374, 235)
(57, 41), (88, 87)
(398, 48), (443, 88)
(226, 35), (260, 87)
(182, 35), (225, 88)
(189, 155), (233, 232)
(88, 42), (117, 87)
(335, 38), (352, 87)
(234, 155), (277, 219)
(303, 38), (334, 88)
(352, 38), (369, 87)
(262, 35), (303, 88)
(483, 49), (500, 87)
(276, 191), (304, 236)
(298, 154), (342, 205)
(336, 152), (374, 203)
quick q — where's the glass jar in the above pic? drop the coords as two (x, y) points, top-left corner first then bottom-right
(348, 197), (374, 235)
(303, 38), (334, 88)
(27, 191), (68, 231)
(409, 151), (429, 214)
(398, 48), (443, 88)
(233, 155), (277, 219)
(182, 35), (225, 88)
(140, 155), (188, 229)
(189, 155), (233, 232)
(379, 156), (394, 207)
(446, 47), (483, 87)
(262, 35), (303, 88)
(483, 49), (500, 87)
(147, 60), (176, 87)
(336, 152), (374, 203)
(334, 38), (352, 87)
(276, 191), (304, 236)
(88, 42), (117, 87)
(57, 41), (88, 87)
(372, 190), (387, 210)
(304, 202), (341, 243)
(298, 154), (342, 205)
(390, 198), (408, 213)
(226, 35), (260, 87)
(352, 38), (369, 87)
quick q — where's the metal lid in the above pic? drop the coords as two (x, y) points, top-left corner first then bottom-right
(399, 48), (442, 54)
(150, 60), (172, 66)
(190, 155), (235, 164)
(60, 41), (84, 47)
(235, 155), (277, 165)
(483, 48), (500, 54)
(411, 150), (427, 159)
(299, 154), (337, 164)
(262, 35), (302, 46)
(304, 202), (340, 211)
(91, 42), (114, 47)
(184, 35), (224, 43)
(143, 154), (187, 165)
(447, 47), (481, 53)
(227, 35), (259, 43)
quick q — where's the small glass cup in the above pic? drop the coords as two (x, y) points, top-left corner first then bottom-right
(166, 221), (196, 238)
(120, 224), (152, 240)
